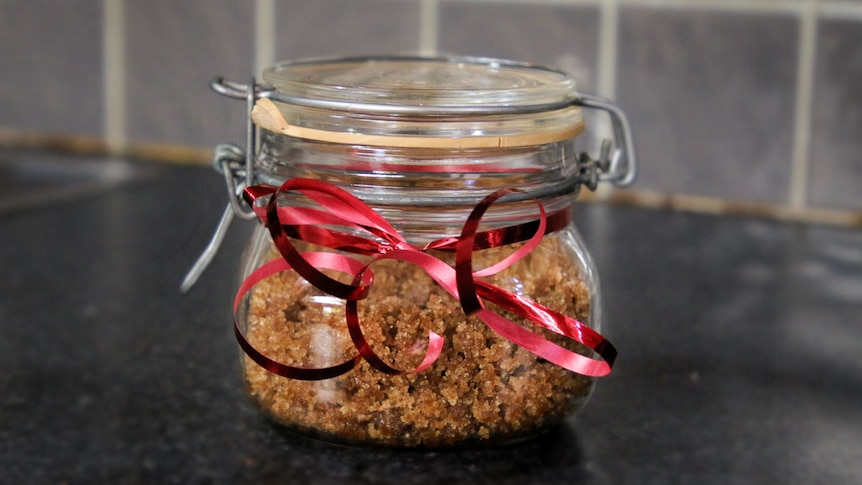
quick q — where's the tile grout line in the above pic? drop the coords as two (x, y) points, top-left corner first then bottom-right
(440, 0), (795, 13)
(819, 0), (862, 20)
(427, 0), (862, 15)
(618, 0), (801, 14)
(255, 0), (276, 78)
(420, 0), (439, 56)
(593, 0), (619, 200)
(437, 0), (599, 6)
(596, 0), (618, 100)
(789, 0), (818, 210)
(103, 0), (126, 155)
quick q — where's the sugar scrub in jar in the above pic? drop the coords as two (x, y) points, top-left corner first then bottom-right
(193, 55), (636, 448)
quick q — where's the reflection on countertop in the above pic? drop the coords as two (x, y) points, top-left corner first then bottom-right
(0, 148), (149, 214)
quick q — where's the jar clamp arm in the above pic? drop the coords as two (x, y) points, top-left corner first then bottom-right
(182, 77), (637, 292)
(180, 78), (263, 292)
(572, 93), (638, 190)
(207, 77), (638, 195)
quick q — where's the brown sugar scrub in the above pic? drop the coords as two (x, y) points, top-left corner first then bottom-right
(198, 56), (633, 448)
(240, 233), (597, 448)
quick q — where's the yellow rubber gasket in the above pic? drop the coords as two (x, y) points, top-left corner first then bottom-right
(251, 98), (583, 149)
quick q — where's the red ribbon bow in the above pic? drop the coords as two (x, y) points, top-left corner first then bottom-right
(233, 178), (616, 380)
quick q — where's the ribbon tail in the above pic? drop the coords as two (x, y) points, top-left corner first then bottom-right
(477, 309), (613, 377)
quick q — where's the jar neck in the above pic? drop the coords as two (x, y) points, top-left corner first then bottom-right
(255, 130), (583, 242)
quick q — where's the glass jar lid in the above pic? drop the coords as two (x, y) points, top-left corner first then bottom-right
(255, 56), (584, 148)
(262, 55), (579, 116)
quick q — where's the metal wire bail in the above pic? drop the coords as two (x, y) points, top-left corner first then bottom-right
(183, 72), (637, 292)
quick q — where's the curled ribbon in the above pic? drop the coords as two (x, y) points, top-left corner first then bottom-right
(234, 178), (616, 381)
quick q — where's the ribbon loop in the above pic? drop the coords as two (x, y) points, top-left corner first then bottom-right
(345, 253), (445, 376)
(235, 178), (616, 380)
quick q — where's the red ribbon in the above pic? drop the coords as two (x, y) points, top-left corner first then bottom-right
(234, 178), (616, 380)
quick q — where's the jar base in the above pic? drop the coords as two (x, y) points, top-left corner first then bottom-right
(259, 411), (580, 450)
(246, 385), (594, 449)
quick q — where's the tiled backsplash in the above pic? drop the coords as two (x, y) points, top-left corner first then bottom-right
(1, 0), (861, 216)
(617, 7), (799, 205)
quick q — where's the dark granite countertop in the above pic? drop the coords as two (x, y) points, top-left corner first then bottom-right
(1, 154), (860, 484)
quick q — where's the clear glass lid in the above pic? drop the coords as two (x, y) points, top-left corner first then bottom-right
(255, 56), (584, 147)
(261, 55), (580, 116)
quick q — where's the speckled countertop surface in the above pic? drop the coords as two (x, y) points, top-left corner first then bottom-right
(1, 152), (860, 484)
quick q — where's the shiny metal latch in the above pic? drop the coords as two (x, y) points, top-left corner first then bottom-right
(181, 77), (637, 292)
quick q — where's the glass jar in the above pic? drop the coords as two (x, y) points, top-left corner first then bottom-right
(197, 56), (636, 448)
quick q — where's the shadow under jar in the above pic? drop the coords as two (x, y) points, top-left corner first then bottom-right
(208, 56), (635, 448)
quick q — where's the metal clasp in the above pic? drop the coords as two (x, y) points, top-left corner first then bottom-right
(181, 78), (262, 292)
(572, 93), (637, 190)
(182, 81), (638, 292)
(211, 77), (262, 218)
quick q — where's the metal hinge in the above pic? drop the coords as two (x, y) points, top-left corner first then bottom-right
(572, 93), (638, 190)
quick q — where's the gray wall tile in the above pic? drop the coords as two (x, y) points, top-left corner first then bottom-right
(0, 0), (102, 136)
(808, 19), (862, 212)
(617, 8), (798, 203)
(274, 0), (421, 60)
(126, 0), (253, 148)
(438, 1), (600, 92)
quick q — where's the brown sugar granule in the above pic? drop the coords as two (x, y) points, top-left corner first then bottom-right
(241, 233), (596, 447)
